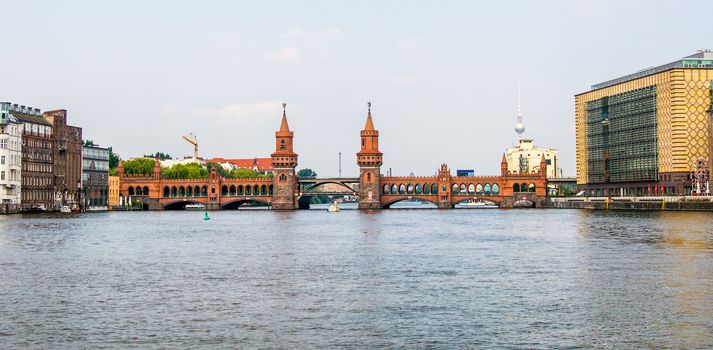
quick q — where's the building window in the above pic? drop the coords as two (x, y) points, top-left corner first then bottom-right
(0, 171), (4, 180)
(0, 155), (4, 164)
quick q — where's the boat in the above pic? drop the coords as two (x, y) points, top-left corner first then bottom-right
(185, 203), (207, 211)
(460, 200), (498, 209)
(60, 205), (72, 213)
(328, 202), (340, 212)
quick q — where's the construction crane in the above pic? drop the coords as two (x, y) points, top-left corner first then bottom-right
(182, 133), (199, 163)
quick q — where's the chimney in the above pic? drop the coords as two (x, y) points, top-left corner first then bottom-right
(34, 108), (41, 115)
(20, 105), (26, 113)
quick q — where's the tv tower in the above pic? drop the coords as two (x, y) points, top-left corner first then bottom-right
(515, 80), (526, 138)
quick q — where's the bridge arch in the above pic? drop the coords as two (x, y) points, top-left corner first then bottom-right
(163, 199), (205, 210)
(382, 196), (439, 209)
(302, 181), (357, 194)
(222, 198), (271, 210)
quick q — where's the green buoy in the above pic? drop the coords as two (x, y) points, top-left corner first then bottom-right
(203, 212), (210, 220)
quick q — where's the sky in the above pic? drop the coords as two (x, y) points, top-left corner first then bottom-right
(2, 0), (712, 177)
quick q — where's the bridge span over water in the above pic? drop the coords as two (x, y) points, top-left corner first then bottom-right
(118, 105), (548, 210)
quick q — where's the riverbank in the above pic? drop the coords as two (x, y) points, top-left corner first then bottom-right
(550, 196), (713, 211)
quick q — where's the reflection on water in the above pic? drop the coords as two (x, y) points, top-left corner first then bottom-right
(0, 209), (712, 348)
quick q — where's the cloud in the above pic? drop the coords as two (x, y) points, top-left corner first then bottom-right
(196, 100), (285, 120)
(267, 46), (301, 63)
(282, 27), (342, 41)
(396, 37), (424, 51)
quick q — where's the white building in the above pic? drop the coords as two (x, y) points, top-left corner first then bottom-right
(0, 102), (22, 205)
(505, 138), (560, 178)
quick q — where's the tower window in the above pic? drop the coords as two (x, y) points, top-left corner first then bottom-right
(362, 138), (365, 147)
(280, 139), (286, 150)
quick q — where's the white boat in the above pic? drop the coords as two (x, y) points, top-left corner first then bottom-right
(185, 203), (207, 211)
(328, 202), (340, 212)
(60, 205), (72, 213)
(460, 201), (497, 209)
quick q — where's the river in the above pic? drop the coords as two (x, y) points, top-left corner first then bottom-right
(1, 208), (712, 348)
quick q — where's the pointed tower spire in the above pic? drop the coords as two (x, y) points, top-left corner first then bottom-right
(364, 101), (375, 130)
(279, 102), (291, 132)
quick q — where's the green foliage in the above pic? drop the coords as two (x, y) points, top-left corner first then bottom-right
(108, 146), (120, 170)
(206, 162), (230, 177)
(297, 168), (317, 178)
(144, 152), (172, 160)
(161, 163), (208, 179)
(122, 158), (156, 176)
(109, 168), (118, 176)
(230, 168), (266, 178)
(83, 139), (95, 147)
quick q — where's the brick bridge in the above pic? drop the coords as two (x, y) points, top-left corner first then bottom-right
(118, 105), (547, 210)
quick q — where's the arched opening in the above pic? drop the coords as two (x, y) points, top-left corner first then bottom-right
(221, 185), (228, 196)
(415, 184), (422, 194)
(468, 184), (475, 194)
(179, 186), (185, 197)
(245, 185), (252, 195)
(187, 186), (193, 197)
(128, 187), (135, 196)
(484, 184), (491, 195)
(383, 184), (390, 194)
(431, 184), (438, 194)
(229, 185), (236, 196)
(399, 184), (406, 194)
(163, 186), (169, 198)
(261, 185), (267, 195)
(460, 183), (466, 193)
(171, 186), (177, 197)
(476, 184), (483, 194)
(194, 186), (200, 197)
(422, 183), (430, 195)
(222, 199), (271, 210)
(452, 184), (459, 194)
(269, 185), (273, 195)
(382, 197), (438, 209)
(279, 173), (287, 182)
(365, 172), (372, 183)
(238, 185), (244, 195)
(492, 184), (499, 194)
(135, 187), (143, 195)
(280, 139), (286, 150)
(521, 183), (527, 192)
(528, 183), (536, 192)
(201, 186), (207, 196)
(513, 183), (520, 192)
(143, 186), (149, 195)
(407, 183), (414, 194)
(391, 184), (398, 194)
(164, 200), (204, 210)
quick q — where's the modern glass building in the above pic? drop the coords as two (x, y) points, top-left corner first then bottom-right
(576, 50), (713, 196)
(82, 145), (109, 210)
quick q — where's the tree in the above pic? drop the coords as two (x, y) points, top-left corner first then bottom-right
(206, 162), (230, 177)
(108, 147), (120, 170)
(83, 139), (95, 147)
(144, 152), (172, 160)
(161, 163), (207, 179)
(297, 168), (317, 178)
(122, 158), (156, 175)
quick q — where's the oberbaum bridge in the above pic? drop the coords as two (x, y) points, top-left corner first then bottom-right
(117, 105), (548, 210)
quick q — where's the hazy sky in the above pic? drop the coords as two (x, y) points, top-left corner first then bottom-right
(2, 0), (711, 177)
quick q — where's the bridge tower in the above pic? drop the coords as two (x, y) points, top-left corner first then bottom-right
(271, 103), (299, 210)
(437, 163), (453, 209)
(357, 102), (383, 209)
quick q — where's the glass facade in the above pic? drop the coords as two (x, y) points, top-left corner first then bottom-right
(586, 86), (658, 184)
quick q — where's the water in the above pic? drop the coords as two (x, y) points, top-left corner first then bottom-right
(1, 209), (713, 349)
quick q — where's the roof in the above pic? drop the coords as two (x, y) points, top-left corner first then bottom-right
(209, 157), (274, 171)
(587, 50), (713, 92)
(10, 110), (51, 126)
